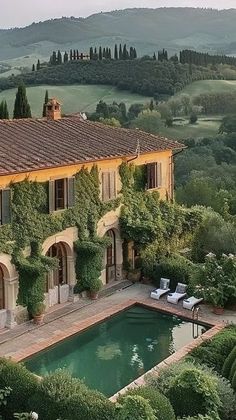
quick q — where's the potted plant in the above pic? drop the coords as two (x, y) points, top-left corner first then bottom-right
(89, 278), (103, 300)
(31, 302), (46, 324)
(203, 287), (225, 315)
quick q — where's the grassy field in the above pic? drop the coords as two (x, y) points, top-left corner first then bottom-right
(179, 80), (236, 96)
(0, 85), (151, 117)
(159, 117), (222, 140)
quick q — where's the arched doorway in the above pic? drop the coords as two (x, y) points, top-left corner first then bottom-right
(46, 242), (68, 304)
(0, 265), (5, 310)
(106, 230), (116, 284)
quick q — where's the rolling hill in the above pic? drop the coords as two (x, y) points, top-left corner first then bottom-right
(0, 8), (236, 66)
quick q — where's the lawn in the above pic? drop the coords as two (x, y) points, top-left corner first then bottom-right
(179, 80), (236, 96)
(0, 84), (151, 117)
(159, 117), (222, 140)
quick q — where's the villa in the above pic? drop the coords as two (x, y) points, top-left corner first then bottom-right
(0, 98), (184, 329)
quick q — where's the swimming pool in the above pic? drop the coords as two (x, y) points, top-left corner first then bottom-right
(25, 305), (207, 396)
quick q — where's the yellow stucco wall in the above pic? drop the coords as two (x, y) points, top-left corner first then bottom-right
(0, 150), (173, 200)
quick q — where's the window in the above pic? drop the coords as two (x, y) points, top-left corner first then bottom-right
(49, 177), (75, 212)
(147, 163), (162, 189)
(0, 189), (11, 226)
(55, 179), (65, 210)
(102, 171), (116, 201)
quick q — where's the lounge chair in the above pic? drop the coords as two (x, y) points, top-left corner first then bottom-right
(183, 296), (203, 310)
(150, 278), (170, 300)
(167, 283), (187, 304)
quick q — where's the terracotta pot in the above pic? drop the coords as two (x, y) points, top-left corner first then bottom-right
(33, 313), (45, 325)
(213, 306), (224, 315)
(90, 291), (99, 300)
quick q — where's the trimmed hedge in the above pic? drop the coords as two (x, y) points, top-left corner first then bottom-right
(117, 395), (156, 420)
(145, 254), (194, 291)
(148, 360), (236, 420)
(117, 386), (175, 420)
(166, 368), (220, 417)
(28, 369), (116, 420)
(222, 345), (236, 378)
(0, 358), (39, 417)
(190, 325), (236, 372)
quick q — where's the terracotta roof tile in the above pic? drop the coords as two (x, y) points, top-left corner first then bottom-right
(0, 117), (185, 175)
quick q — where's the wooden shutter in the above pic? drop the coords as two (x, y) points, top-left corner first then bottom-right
(147, 163), (157, 189)
(157, 163), (162, 187)
(48, 180), (55, 213)
(109, 171), (116, 199)
(102, 172), (109, 201)
(67, 177), (75, 208)
(1, 189), (11, 225)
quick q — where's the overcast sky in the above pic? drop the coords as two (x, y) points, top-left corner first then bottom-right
(1, 0), (236, 29)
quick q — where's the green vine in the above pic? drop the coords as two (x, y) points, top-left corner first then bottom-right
(119, 161), (203, 270)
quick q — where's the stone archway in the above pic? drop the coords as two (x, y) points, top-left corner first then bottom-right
(0, 255), (18, 329)
(42, 228), (77, 308)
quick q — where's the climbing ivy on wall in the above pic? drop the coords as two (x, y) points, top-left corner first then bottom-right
(119, 161), (203, 269)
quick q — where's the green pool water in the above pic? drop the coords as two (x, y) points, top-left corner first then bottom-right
(25, 306), (206, 396)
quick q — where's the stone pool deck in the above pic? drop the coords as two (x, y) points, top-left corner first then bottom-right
(0, 283), (234, 361)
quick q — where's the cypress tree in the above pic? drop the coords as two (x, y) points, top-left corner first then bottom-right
(108, 48), (112, 60)
(13, 84), (32, 119)
(123, 44), (129, 60)
(57, 50), (62, 64)
(70, 49), (73, 61)
(89, 47), (94, 60)
(32, 64), (35, 71)
(99, 46), (103, 60)
(94, 47), (98, 60)
(0, 101), (8, 119)
(51, 51), (57, 65)
(73, 50), (76, 60)
(63, 51), (68, 63)
(3, 101), (9, 119)
(153, 53), (157, 60)
(133, 47), (137, 59)
(119, 44), (123, 60)
(105, 47), (109, 59)
(114, 44), (118, 60)
(36, 59), (41, 70)
(42, 90), (49, 118)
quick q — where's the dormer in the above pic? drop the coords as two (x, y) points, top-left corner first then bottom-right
(46, 98), (61, 120)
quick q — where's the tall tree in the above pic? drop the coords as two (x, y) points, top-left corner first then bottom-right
(36, 59), (41, 70)
(99, 46), (103, 61)
(119, 44), (123, 60)
(114, 44), (118, 60)
(57, 50), (62, 65)
(13, 84), (32, 119)
(0, 100), (9, 119)
(122, 44), (129, 60)
(153, 53), (157, 60)
(63, 51), (69, 63)
(89, 47), (94, 60)
(32, 64), (35, 71)
(42, 90), (49, 118)
(70, 49), (73, 61)
(133, 47), (137, 59)
(50, 51), (57, 65)
(108, 48), (112, 60)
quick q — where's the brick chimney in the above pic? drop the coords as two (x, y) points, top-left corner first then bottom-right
(46, 98), (61, 120)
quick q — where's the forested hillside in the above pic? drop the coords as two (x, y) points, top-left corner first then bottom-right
(1, 8), (236, 61)
(0, 59), (222, 97)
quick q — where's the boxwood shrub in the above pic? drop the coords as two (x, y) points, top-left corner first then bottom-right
(222, 345), (236, 379)
(190, 325), (236, 372)
(0, 358), (39, 418)
(117, 385), (175, 420)
(28, 369), (116, 420)
(117, 395), (156, 420)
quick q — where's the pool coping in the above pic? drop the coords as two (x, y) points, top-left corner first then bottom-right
(11, 297), (219, 363)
